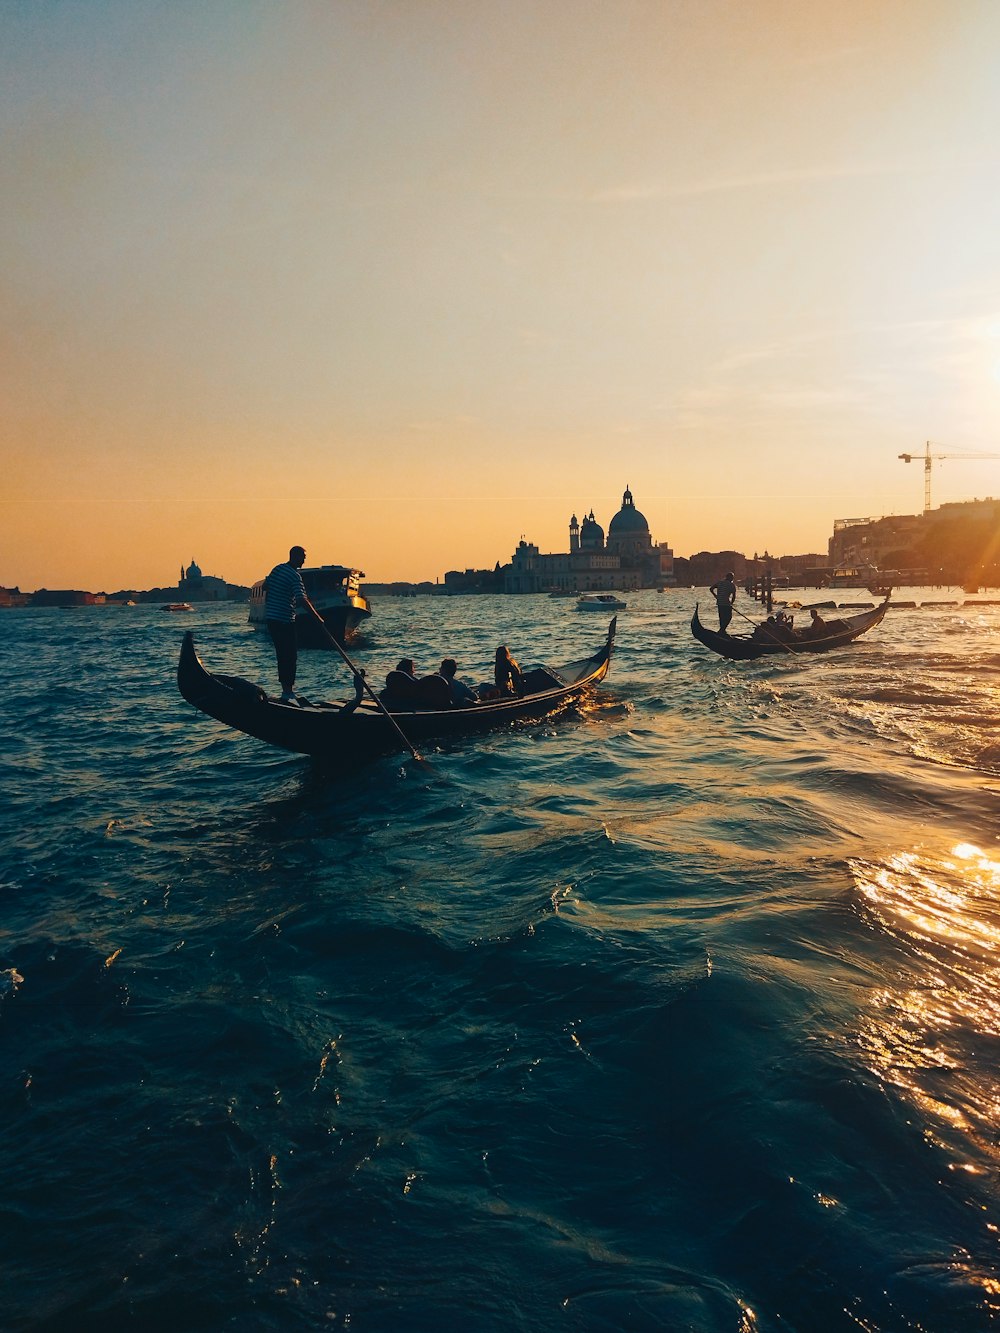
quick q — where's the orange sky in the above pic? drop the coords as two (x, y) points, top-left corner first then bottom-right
(4, 1), (1000, 590)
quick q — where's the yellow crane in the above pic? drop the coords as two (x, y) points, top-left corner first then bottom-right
(898, 441), (1000, 514)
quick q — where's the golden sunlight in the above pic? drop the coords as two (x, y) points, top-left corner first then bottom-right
(850, 843), (1000, 1159)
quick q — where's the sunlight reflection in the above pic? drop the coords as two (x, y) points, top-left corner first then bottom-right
(737, 1301), (759, 1332)
(851, 842), (1000, 1161)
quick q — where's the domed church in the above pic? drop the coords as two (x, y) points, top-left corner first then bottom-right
(573, 510), (606, 553)
(607, 486), (654, 560)
(177, 557), (229, 601)
(506, 486), (672, 593)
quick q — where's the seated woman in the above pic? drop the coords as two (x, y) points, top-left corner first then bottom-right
(495, 645), (524, 696)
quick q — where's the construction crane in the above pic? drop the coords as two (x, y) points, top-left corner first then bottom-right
(898, 441), (1000, 514)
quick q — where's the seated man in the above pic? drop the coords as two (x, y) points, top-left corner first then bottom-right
(382, 658), (453, 709)
(381, 658), (420, 704)
(438, 658), (478, 707)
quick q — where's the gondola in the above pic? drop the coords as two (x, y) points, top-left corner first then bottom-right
(177, 619), (616, 761)
(691, 597), (889, 660)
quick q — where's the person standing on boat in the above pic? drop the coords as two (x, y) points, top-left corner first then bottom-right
(709, 571), (737, 633)
(263, 545), (323, 706)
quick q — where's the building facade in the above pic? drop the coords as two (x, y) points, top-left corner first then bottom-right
(177, 558), (230, 602)
(505, 487), (672, 593)
(827, 498), (1000, 585)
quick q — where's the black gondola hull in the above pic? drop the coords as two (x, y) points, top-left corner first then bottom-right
(691, 599), (888, 660)
(177, 620), (616, 761)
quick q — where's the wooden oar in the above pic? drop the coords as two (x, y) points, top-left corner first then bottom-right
(312, 617), (428, 764)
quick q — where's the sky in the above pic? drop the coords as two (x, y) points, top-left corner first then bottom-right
(4, 0), (1000, 590)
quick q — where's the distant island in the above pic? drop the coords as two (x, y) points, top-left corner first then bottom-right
(0, 557), (251, 609)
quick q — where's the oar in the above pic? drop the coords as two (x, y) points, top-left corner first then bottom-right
(312, 617), (429, 765)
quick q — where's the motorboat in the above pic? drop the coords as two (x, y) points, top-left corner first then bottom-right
(577, 593), (628, 611)
(248, 563), (371, 646)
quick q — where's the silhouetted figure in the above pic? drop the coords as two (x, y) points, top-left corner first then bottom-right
(439, 658), (478, 706)
(263, 544), (323, 706)
(808, 608), (826, 637)
(709, 571), (737, 633)
(495, 645), (524, 696)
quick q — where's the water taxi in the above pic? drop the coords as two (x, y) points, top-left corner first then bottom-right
(577, 593), (628, 611)
(248, 563), (371, 646)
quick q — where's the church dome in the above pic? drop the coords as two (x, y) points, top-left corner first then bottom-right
(579, 509), (605, 550)
(608, 486), (649, 536)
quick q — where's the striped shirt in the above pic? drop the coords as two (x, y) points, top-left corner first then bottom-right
(264, 562), (307, 623)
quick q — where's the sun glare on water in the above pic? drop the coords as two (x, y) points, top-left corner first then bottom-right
(850, 843), (1000, 1163)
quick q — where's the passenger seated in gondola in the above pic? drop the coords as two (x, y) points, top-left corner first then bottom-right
(381, 658), (453, 709)
(495, 645), (525, 696)
(751, 615), (778, 642)
(751, 612), (794, 642)
(381, 658), (420, 704)
(438, 658), (478, 707)
(807, 608), (826, 636)
(415, 671), (452, 708)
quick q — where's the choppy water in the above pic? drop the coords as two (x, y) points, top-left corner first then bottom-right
(3, 589), (1000, 1332)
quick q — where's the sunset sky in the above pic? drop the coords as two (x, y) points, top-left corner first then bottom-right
(4, 0), (1000, 590)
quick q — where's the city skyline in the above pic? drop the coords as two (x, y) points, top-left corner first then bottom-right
(8, 464), (998, 596)
(4, 2), (1000, 591)
(9, 488), (996, 597)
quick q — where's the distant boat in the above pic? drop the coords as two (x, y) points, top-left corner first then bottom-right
(248, 563), (371, 646)
(824, 565), (882, 590)
(691, 596), (889, 660)
(162, 602), (193, 612)
(577, 593), (628, 611)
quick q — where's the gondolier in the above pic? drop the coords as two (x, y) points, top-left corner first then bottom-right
(709, 571), (737, 632)
(264, 545), (324, 706)
(691, 595), (889, 660)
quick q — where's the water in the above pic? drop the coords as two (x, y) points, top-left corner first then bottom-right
(3, 590), (1000, 1331)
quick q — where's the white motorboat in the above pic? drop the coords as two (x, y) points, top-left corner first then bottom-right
(248, 563), (372, 646)
(577, 593), (628, 611)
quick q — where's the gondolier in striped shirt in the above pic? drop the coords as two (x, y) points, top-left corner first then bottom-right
(709, 570), (737, 633)
(264, 545), (323, 706)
